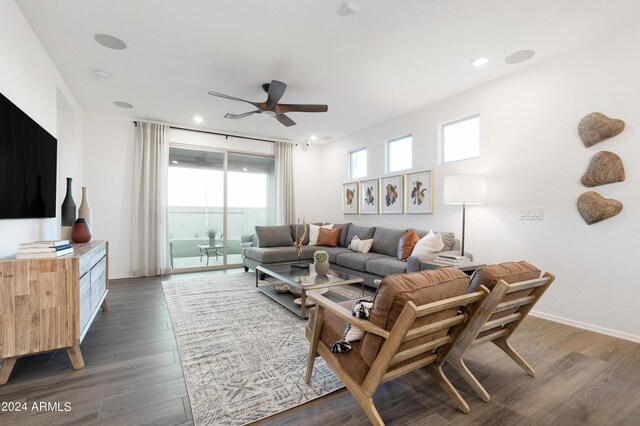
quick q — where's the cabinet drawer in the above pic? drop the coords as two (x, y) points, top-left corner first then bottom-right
(90, 257), (107, 311)
(79, 242), (105, 277)
(79, 272), (92, 332)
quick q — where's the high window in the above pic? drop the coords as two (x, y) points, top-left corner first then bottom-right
(387, 135), (412, 172)
(442, 115), (480, 163)
(349, 148), (367, 179)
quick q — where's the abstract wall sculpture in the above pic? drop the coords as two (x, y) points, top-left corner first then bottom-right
(581, 151), (625, 187)
(578, 112), (625, 147)
(577, 192), (623, 225)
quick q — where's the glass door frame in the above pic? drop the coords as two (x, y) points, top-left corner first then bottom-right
(168, 143), (274, 273)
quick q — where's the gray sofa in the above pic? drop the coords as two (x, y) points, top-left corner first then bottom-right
(242, 223), (465, 287)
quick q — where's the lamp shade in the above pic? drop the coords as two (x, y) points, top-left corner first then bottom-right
(444, 174), (487, 205)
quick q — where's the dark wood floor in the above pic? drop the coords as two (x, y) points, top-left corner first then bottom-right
(1, 270), (639, 425)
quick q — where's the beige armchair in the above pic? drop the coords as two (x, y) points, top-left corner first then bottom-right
(305, 268), (490, 425)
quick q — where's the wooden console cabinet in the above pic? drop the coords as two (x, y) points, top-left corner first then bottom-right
(0, 240), (109, 384)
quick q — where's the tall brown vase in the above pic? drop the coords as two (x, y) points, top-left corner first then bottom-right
(71, 218), (92, 243)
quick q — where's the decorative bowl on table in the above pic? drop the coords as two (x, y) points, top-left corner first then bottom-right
(287, 286), (328, 296)
(271, 283), (290, 293)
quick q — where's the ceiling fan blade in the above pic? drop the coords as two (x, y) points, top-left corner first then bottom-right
(275, 113), (296, 127)
(265, 80), (287, 110)
(208, 91), (260, 108)
(276, 104), (328, 113)
(225, 110), (260, 119)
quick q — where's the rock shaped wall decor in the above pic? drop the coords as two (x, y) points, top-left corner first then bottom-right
(577, 191), (623, 225)
(578, 112), (625, 147)
(581, 151), (625, 187)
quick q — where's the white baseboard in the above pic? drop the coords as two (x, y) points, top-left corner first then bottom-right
(530, 310), (640, 344)
(110, 274), (137, 280)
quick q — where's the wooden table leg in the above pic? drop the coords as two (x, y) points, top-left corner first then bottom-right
(101, 299), (109, 311)
(66, 344), (85, 369)
(0, 357), (17, 385)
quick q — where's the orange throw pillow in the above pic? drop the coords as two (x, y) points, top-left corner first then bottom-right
(316, 227), (342, 247)
(397, 229), (419, 261)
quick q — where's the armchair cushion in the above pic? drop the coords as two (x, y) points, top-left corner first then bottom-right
(468, 261), (541, 336)
(360, 268), (469, 366)
(312, 301), (371, 385)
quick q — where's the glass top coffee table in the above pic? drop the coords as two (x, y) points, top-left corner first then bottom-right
(256, 264), (365, 318)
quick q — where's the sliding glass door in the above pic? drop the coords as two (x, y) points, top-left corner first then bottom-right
(168, 147), (274, 271)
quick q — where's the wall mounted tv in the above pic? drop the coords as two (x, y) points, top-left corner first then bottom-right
(0, 92), (57, 219)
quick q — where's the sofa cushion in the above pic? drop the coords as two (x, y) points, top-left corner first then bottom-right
(256, 225), (294, 248)
(411, 230), (444, 256)
(371, 227), (408, 257)
(313, 300), (370, 385)
(397, 229), (419, 261)
(346, 225), (376, 246)
(416, 229), (455, 251)
(290, 222), (322, 246)
(308, 223), (333, 245)
(321, 247), (351, 263)
(316, 227), (341, 247)
(365, 257), (408, 276)
(360, 268), (469, 367)
(335, 251), (386, 272)
(332, 223), (352, 247)
(243, 245), (315, 263)
(348, 236), (373, 253)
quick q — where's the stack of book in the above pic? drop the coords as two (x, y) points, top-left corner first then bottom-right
(16, 240), (74, 259)
(434, 254), (471, 265)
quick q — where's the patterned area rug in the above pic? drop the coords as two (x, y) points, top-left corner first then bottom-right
(162, 272), (347, 425)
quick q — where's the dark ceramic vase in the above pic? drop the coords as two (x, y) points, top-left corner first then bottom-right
(61, 177), (76, 226)
(71, 218), (92, 243)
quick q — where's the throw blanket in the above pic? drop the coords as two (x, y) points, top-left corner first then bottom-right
(330, 297), (374, 353)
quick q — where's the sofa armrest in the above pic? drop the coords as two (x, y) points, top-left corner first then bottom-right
(306, 290), (390, 339)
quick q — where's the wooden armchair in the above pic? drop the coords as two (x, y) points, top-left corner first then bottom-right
(305, 268), (489, 425)
(447, 261), (555, 402)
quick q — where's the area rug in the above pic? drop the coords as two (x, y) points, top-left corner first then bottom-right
(162, 273), (347, 425)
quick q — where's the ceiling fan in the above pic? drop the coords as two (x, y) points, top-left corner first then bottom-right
(208, 80), (328, 127)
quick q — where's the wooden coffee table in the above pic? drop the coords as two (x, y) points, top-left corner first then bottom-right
(256, 264), (364, 318)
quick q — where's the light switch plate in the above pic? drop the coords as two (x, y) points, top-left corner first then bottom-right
(520, 208), (543, 220)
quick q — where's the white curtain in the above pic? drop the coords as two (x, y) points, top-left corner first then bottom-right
(132, 121), (170, 276)
(275, 141), (295, 224)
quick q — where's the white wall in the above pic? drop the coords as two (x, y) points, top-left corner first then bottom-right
(0, 1), (82, 257)
(316, 24), (640, 341)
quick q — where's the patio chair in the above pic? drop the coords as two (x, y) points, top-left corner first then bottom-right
(305, 268), (490, 425)
(447, 261), (555, 402)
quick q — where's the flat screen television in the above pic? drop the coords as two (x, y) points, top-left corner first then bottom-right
(0, 92), (57, 219)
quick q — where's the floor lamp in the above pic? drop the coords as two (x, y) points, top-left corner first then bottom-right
(444, 175), (487, 259)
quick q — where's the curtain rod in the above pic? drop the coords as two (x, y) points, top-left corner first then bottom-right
(133, 121), (279, 144)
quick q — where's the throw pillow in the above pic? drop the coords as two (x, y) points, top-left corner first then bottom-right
(349, 235), (373, 253)
(410, 229), (444, 256)
(397, 229), (420, 261)
(308, 223), (333, 245)
(316, 226), (341, 247)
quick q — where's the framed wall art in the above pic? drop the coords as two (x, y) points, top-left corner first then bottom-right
(359, 179), (379, 214)
(342, 182), (359, 214)
(405, 170), (433, 214)
(380, 175), (404, 214)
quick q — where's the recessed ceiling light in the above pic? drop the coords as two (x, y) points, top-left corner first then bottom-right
(113, 101), (133, 108)
(242, 167), (248, 172)
(94, 70), (110, 79)
(94, 34), (127, 50)
(193, 115), (204, 123)
(505, 50), (535, 64)
(171, 160), (179, 164)
(309, 135), (318, 141)
(471, 56), (489, 67)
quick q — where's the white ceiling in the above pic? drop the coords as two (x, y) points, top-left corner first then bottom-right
(16, 0), (640, 144)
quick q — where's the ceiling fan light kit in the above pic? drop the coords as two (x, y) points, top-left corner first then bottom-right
(208, 80), (328, 127)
